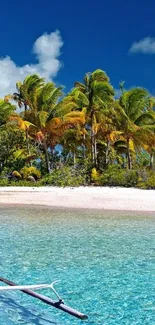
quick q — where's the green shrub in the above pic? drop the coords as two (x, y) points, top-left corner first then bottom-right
(0, 178), (9, 186)
(8, 180), (40, 187)
(125, 170), (139, 187)
(137, 172), (155, 189)
(40, 166), (88, 187)
(99, 166), (138, 187)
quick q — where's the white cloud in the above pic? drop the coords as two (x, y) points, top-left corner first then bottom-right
(130, 37), (155, 54)
(0, 30), (63, 98)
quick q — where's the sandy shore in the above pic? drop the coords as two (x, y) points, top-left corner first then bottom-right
(0, 186), (154, 212)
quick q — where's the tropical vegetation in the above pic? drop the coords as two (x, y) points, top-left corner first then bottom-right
(0, 69), (155, 188)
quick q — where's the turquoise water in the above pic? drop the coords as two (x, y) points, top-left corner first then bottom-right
(0, 207), (155, 324)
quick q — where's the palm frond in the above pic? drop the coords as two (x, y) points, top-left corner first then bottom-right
(91, 69), (110, 82)
(135, 112), (155, 126)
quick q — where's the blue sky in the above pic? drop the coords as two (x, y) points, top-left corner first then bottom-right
(0, 0), (155, 96)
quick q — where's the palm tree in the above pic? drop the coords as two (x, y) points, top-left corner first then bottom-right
(94, 99), (123, 166)
(63, 109), (87, 159)
(118, 87), (155, 169)
(21, 81), (64, 173)
(7, 75), (66, 173)
(0, 99), (16, 127)
(9, 77), (87, 173)
(69, 69), (115, 166)
(29, 84), (92, 172)
(60, 129), (81, 167)
(11, 74), (44, 112)
(6, 75), (44, 156)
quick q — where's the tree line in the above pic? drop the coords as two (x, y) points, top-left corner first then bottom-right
(0, 69), (155, 185)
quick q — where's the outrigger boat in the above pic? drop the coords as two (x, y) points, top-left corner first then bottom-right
(0, 277), (88, 320)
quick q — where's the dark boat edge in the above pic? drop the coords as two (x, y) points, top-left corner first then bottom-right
(0, 277), (88, 320)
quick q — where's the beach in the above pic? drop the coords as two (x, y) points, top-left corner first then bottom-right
(0, 186), (154, 212)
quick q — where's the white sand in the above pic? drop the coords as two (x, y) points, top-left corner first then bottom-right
(0, 186), (154, 211)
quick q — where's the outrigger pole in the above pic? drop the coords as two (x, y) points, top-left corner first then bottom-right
(0, 277), (88, 320)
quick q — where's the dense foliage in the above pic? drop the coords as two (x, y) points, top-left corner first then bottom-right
(0, 70), (155, 188)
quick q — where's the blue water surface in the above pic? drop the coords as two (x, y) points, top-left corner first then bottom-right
(0, 206), (155, 325)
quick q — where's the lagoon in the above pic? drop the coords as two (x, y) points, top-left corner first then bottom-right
(0, 207), (155, 324)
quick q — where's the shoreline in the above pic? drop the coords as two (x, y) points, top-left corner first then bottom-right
(0, 186), (154, 212)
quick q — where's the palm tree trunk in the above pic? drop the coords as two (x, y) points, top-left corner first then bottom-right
(126, 138), (132, 169)
(91, 112), (95, 166)
(73, 152), (76, 168)
(150, 152), (154, 169)
(94, 136), (97, 167)
(43, 140), (50, 174)
(24, 103), (31, 165)
(64, 152), (70, 166)
(91, 130), (95, 166)
(105, 140), (110, 166)
(83, 133), (86, 160)
(51, 147), (55, 169)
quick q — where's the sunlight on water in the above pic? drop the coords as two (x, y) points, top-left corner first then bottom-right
(0, 206), (155, 324)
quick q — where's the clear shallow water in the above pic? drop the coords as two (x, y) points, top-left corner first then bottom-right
(0, 207), (155, 325)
